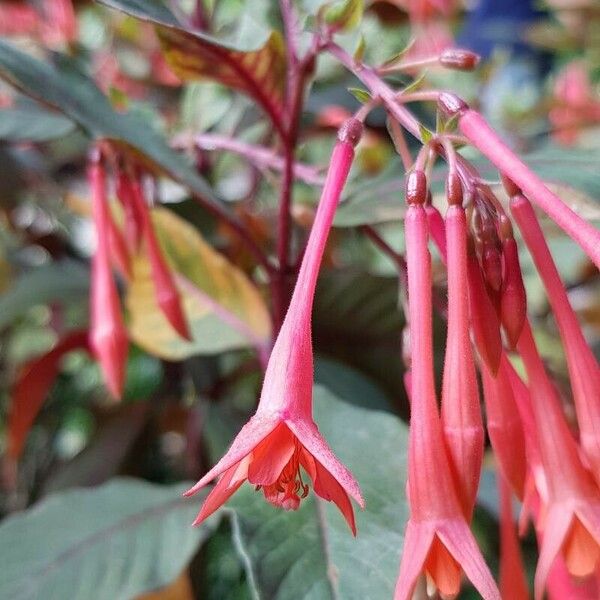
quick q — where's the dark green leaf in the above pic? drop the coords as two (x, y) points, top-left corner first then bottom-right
(0, 40), (223, 213)
(0, 260), (89, 330)
(0, 479), (219, 600)
(0, 104), (74, 142)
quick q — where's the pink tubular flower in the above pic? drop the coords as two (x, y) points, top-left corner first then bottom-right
(449, 100), (600, 270)
(88, 152), (129, 399)
(185, 119), (365, 533)
(42, 0), (77, 46)
(499, 230), (527, 349)
(466, 249), (502, 374)
(441, 201), (483, 518)
(129, 174), (191, 341)
(395, 199), (499, 600)
(517, 323), (600, 599)
(510, 193), (600, 488)
(498, 474), (529, 599)
(481, 360), (527, 500)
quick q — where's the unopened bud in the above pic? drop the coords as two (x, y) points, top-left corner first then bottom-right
(406, 169), (427, 205)
(439, 49), (480, 71)
(500, 174), (521, 198)
(482, 243), (503, 293)
(467, 250), (502, 374)
(500, 237), (527, 349)
(446, 172), (463, 206)
(438, 92), (469, 117)
(338, 118), (364, 147)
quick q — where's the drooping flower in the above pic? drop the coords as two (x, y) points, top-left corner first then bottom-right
(127, 172), (191, 341)
(88, 151), (129, 399)
(511, 193), (600, 488)
(395, 196), (499, 600)
(441, 197), (484, 518)
(185, 119), (365, 532)
(481, 359), (527, 500)
(517, 323), (600, 599)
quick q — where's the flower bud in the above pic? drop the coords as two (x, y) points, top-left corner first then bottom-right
(500, 237), (526, 348)
(482, 242), (503, 293)
(439, 49), (480, 71)
(438, 92), (469, 117)
(338, 117), (364, 147)
(446, 172), (463, 206)
(467, 249), (502, 374)
(88, 155), (129, 398)
(500, 174), (521, 199)
(406, 169), (427, 205)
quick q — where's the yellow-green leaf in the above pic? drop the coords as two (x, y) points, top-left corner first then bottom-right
(126, 209), (271, 360)
(324, 0), (364, 32)
(98, 0), (286, 131)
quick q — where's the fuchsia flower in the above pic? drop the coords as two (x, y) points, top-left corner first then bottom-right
(394, 188), (499, 600)
(440, 181), (484, 518)
(185, 119), (365, 533)
(510, 192), (600, 488)
(517, 323), (600, 598)
(117, 170), (191, 341)
(88, 151), (129, 399)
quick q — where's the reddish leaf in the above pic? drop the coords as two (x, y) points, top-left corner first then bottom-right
(7, 330), (89, 460)
(99, 0), (287, 136)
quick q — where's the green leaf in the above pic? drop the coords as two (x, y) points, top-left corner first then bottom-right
(126, 208), (272, 359)
(98, 0), (287, 131)
(335, 159), (407, 227)
(0, 479), (219, 600)
(0, 39), (223, 213)
(227, 380), (408, 598)
(353, 34), (366, 63)
(0, 104), (75, 142)
(0, 260), (89, 330)
(347, 87), (371, 104)
(314, 272), (406, 399)
(418, 122), (433, 144)
(324, 0), (364, 32)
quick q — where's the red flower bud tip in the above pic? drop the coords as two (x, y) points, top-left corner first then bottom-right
(337, 117), (364, 147)
(482, 242), (503, 293)
(116, 171), (144, 252)
(425, 204), (447, 263)
(439, 49), (480, 71)
(130, 179), (192, 341)
(500, 237), (526, 348)
(511, 193), (600, 488)
(395, 204), (500, 600)
(500, 174), (521, 198)
(406, 169), (428, 205)
(441, 204), (484, 518)
(481, 360), (527, 499)
(88, 156), (129, 399)
(446, 172), (463, 206)
(437, 92), (469, 117)
(467, 249), (502, 374)
(186, 125), (363, 533)
(106, 208), (131, 280)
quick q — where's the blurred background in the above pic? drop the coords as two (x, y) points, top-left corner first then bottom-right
(0, 0), (599, 598)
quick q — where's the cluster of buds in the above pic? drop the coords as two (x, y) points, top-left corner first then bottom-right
(395, 95), (600, 599)
(88, 147), (190, 399)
